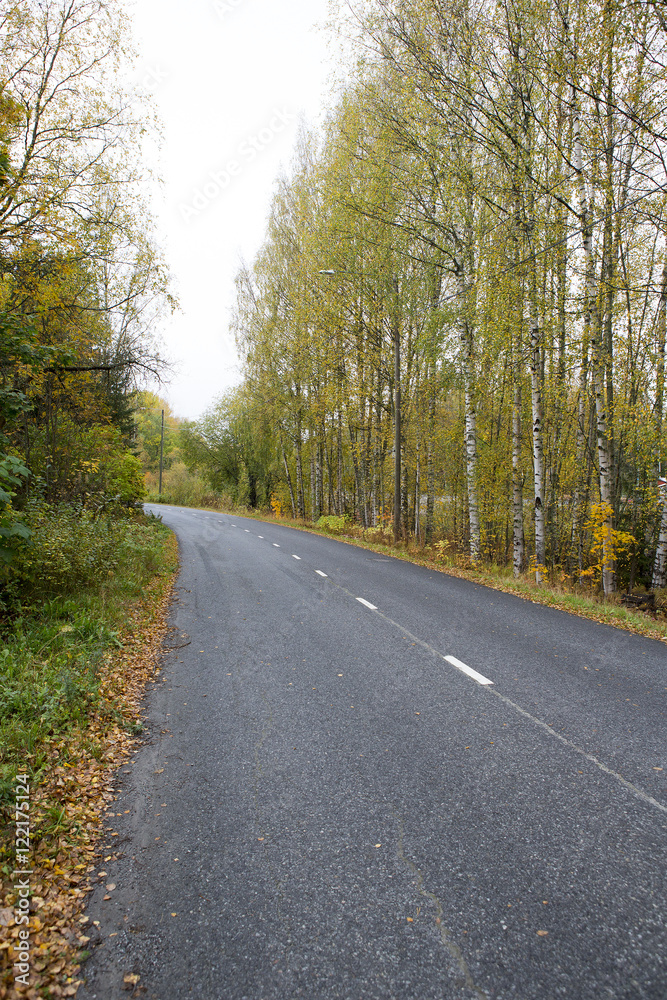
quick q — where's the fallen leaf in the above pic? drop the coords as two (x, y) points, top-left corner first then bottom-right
(123, 973), (140, 985)
(537, 930), (549, 936)
(0, 908), (13, 926)
(0, 536), (178, 1000)
(106, 883), (116, 891)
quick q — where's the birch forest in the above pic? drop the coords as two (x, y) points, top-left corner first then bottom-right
(198, 0), (667, 595)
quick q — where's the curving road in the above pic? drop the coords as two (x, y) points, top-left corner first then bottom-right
(79, 504), (667, 1000)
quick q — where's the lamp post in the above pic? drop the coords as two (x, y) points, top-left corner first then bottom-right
(393, 297), (400, 544)
(159, 408), (164, 496)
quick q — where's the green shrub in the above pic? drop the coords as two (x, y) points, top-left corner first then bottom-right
(5, 502), (118, 595)
(144, 463), (236, 512)
(106, 451), (146, 504)
(316, 514), (350, 534)
(0, 453), (32, 564)
(2, 501), (167, 600)
(0, 507), (174, 788)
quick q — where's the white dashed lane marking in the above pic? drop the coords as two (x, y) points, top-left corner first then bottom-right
(443, 655), (493, 686)
(230, 523), (495, 693)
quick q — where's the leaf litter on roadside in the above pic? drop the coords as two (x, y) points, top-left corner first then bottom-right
(0, 534), (178, 1000)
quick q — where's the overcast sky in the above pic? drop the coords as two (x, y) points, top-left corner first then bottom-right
(129, 0), (337, 419)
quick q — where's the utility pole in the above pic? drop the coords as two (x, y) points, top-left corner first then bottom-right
(159, 409), (164, 496)
(393, 278), (401, 544)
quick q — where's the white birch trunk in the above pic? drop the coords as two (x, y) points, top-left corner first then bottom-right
(650, 261), (666, 587)
(464, 371), (480, 563)
(652, 496), (667, 590)
(294, 413), (305, 520)
(572, 85), (615, 594)
(281, 439), (297, 519)
(512, 383), (525, 577)
(572, 386), (587, 579)
(458, 267), (480, 562)
(529, 291), (546, 579)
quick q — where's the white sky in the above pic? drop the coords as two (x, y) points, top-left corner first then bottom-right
(129, 0), (337, 420)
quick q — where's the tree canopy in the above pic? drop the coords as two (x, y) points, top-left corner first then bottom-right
(0, 0), (174, 561)
(196, 0), (667, 594)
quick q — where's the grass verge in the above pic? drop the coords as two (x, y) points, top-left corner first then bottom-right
(0, 512), (178, 999)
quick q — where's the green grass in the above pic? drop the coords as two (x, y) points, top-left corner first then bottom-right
(0, 509), (175, 799)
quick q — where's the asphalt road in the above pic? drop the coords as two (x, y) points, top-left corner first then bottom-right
(79, 504), (667, 1000)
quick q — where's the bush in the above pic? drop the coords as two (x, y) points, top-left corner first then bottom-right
(0, 508), (174, 793)
(0, 453), (31, 564)
(144, 462), (212, 507)
(106, 450), (146, 504)
(2, 501), (164, 599)
(316, 514), (350, 534)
